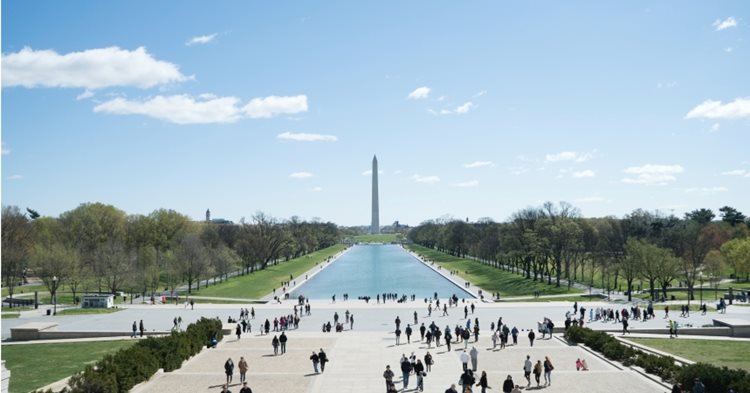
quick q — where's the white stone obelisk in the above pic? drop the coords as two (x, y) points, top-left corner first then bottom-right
(371, 155), (380, 234)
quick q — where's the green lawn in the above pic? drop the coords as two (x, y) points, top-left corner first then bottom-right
(627, 338), (750, 370)
(352, 233), (403, 243)
(405, 244), (582, 297)
(1, 313), (20, 319)
(498, 295), (600, 303)
(55, 307), (124, 316)
(192, 244), (347, 298)
(1, 340), (136, 393)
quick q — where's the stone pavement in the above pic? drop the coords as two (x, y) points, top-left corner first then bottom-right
(134, 329), (668, 393)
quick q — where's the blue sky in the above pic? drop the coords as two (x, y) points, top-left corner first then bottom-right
(2, 1), (749, 226)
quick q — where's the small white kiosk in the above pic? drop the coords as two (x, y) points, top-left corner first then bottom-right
(81, 294), (114, 309)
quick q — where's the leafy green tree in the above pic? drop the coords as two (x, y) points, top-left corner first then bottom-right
(685, 208), (715, 225)
(1, 206), (34, 307)
(721, 238), (750, 281)
(719, 206), (746, 226)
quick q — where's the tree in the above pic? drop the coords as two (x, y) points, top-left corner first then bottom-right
(629, 239), (671, 301)
(676, 221), (725, 303)
(704, 250), (726, 298)
(721, 238), (750, 281)
(30, 242), (78, 302)
(2, 206), (34, 308)
(685, 208), (715, 225)
(656, 253), (681, 301)
(719, 206), (746, 226)
(176, 233), (210, 293)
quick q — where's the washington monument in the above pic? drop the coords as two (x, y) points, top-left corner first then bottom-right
(370, 155), (380, 234)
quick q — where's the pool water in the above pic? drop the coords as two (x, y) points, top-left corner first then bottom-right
(290, 244), (474, 299)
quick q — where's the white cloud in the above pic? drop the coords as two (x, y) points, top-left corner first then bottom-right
(94, 94), (242, 124)
(362, 169), (384, 176)
(412, 174), (440, 184)
(312, 186), (322, 192)
(277, 132), (337, 142)
(186, 33), (218, 46)
(713, 17), (737, 31)
(472, 90), (487, 98)
(9, 175), (23, 180)
(721, 169), (747, 176)
(684, 186), (728, 194)
(509, 166), (529, 176)
(94, 94), (307, 124)
(437, 96), (446, 102)
(711, 123), (721, 132)
(574, 196), (607, 203)
(455, 102), (474, 114)
(1, 143), (10, 155)
(242, 95), (308, 118)
(408, 86), (431, 100)
(685, 98), (750, 119)
(621, 164), (684, 185)
(289, 172), (313, 179)
(451, 180), (479, 187)
(545, 151), (593, 163)
(76, 89), (94, 100)
(2, 46), (187, 89)
(572, 170), (595, 178)
(656, 81), (678, 89)
(463, 161), (494, 168)
(725, 47), (734, 53)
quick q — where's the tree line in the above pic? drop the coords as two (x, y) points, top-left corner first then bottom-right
(408, 202), (750, 302)
(1, 203), (339, 306)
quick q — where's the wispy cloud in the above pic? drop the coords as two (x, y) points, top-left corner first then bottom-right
(76, 89), (94, 100)
(455, 102), (474, 114)
(186, 33), (218, 46)
(725, 47), (734, 53)
(713, 17), (737, 31)
(656, 81), (678, 89)
(9, 175), (23, 180)
(94, 94), (307, 124)
(621, 164), (684, 185)
(412, 174), (440, 184)
(2, 46), (187, 89)
(277, 132), (337, 142)
(312, 186), (322, 192)
(720, 169), (750, 177)
(545, 151), (593, 163)
(684, 186), (728, 194)
(572, 170), (595, 178)
(574, 196), (608, 203)
(289, 172), (313, 179)
(362, 169), (384, 176)
(472, 90), (487, 98)
(1, 143), (10, 155)
(463, 161), (494, 169)
(686, 98), (750, 120)
(408, 86), (431, 100)
(451, 180), (479, 187)
(710, 123), (721, 133)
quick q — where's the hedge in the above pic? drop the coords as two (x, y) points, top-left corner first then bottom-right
(564, 326), (750, 393)
(33, 317), (223, 393)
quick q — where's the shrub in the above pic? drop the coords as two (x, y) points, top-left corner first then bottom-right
(678, 363), (750, 393)
(66, 317), (222, 393)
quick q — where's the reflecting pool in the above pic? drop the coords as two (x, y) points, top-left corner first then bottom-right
(290, 244), (474, 299)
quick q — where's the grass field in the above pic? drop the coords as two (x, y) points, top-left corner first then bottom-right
(498, 295), (600, 303)
(405, 244), (582, 297)
(627, 338), (750, 370)
(352, 233), (403, 243)
(1, 340), (137, 393)
(55, 307), (124, 316)
(1, 313), (20, 319)
(192, 244), (347, 299)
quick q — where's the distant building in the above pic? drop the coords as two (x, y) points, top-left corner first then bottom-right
(204, 209), (233, 225)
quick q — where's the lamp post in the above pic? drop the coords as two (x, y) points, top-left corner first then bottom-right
(52, 276), (57, 316)
(699, 272), (703, 309)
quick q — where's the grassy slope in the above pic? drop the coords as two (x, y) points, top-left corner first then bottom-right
(192, 244), (347, 299)
(405, 244), (582, 297)
(627, 338), (750, 371)
(1, 340), (136, 393)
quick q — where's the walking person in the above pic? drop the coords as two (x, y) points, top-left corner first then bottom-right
(477, 370), (490, 393)
(523, 355), (532, 386)
(139, 320), (145, 337)
(395, 327), (402, 345)
(310, 351), (320, 374)
(238, 356), (248, 383)
(224, 357), (234, 386)
(319, 348), (328, 373)
(622, 318), (629, 335)
(383, 365), (394, 392)
(236, 324), (242, 340)
(406, 324), (413, 344)
(414, 311), (418, 325)
(414, 359), (425, 392)
(401, 357), (412, 390)
(425, 351), (433, 372)
(502, 375), (515, 393)
(460, 350), (470, 371)
(272, 335), (280, 355)
(528, 329), (535, 347)
(239, 382), (252, 393)
(543, 356), (554, 386)
(131, 321), (137, 338)
(279, 331), (287, 354)
(469, 346), (479, 372)
(420, 323), (426, 341)
(533, 360), (542, 387)
(511, 326), (519, 345)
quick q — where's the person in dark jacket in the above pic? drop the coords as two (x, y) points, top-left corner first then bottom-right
(236, 324), (242, 340)
(528, 330), (535, 347)
(502, 375), (514, 393)
(477, 370), (490, 393)
(414, 359), (426, 391)
(406, 324), (413, 343)
(424, 352), (433, 372)
(224, 358), (234, 386)
(401, 358), (413, 389)
(310, 351), (320, 373)
(279, 331), (287, 354)
(238, 381), (252, 393)
(139, 320), (144, 337)
(420, 323), (426, 341)
(318, 348), (328, 372)
(272, 335), (280, 355)
(460, 370), (475, 393)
